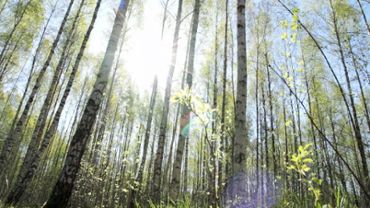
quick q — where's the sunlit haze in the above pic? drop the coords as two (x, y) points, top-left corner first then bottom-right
(0, 0), (368, 207)
(88, 0), (186, 92)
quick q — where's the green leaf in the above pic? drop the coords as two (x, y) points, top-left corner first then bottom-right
(281, 32), (288, 40)
(302, 164), (310, 172)
(303, 158), (314, 163)
(287, 165), (296, 170)
(291, 33), (297, 42)
(298, 145), (304, 153)
(280, 20), (289, 28)
(291, 155), (298, 162)
(285, 119), (292, 127)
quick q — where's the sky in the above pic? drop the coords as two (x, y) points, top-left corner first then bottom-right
(88, 0), (185, 93)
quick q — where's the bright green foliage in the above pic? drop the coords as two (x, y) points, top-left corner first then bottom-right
(287, 143), (323, 207)
(172, 88), (215, 126)
(0, 0), (369, 207)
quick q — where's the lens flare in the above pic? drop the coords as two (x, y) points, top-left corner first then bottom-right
(223, 170), (281, 208)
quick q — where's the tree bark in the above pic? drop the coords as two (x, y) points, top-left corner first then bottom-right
(329, 0), (368, 193)
(356, 0), (370, 35)
(5, 2), (85, 204)
(4, 0), (102, 205)
(0, 0), (9, 17)
(0, 0), (58, 133)
(278, 0), (369, 195)
(128, 77), (157, 208)
(44, 1), (129, 207)
(265, 54), (277, 178)
(219, 0), (229, 203)
(0, 0), (32, 69)
(152, 0), (183, 203)
(0, 0), (75, 188)
(347, 36), (370, 133)
(170, 0), (201, 202)
(229, 0), (248, 205)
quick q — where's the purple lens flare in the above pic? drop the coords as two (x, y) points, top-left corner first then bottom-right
(223, 170), (281, 208)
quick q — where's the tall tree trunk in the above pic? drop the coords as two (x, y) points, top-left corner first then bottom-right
(255, 42), (260, 206)
(0, 0), (32, 69)
(0, 59), (27, 129)
(163, 31), (189, 199)
(128, 77), (157, 208)
(278, 0), (369, 196)
(209, 4), (218, 206)
(162, 104), (179, 197)
(5, 2), (85, 204)
(301, 50), (320, 177)
(0, 36), (22, 80)
(44, 1), (129, 207)
(219, 0), (229, 203)
(183, 135), (189, 193)
(170, 0), (201, 203)
(145, 128), (158, 194)
(0, 0), (58, 132)
(329, 108), (348, 196)
(0, 0), (75, 191)
(0, 0), (9, 16)
(100, 103), (120, 207)
(230, 0), (248, 205)
(265, 54), (277, 178)
(347, 36), (370, 133)
(91, 14), (131, 166)
(282, 100), (289, 189)
(292, 70), (303, 147)
(262, 82), (269, 173)
(170, 0), (200, 201)
(329, 0), (369, 193)
(268, 63), (370, 199)
(4, 0), (102, 205)
(152, 0), (183, 203)
(356, 0), (370, 35)
(160, 0), (170, 39)
(91, 42), (121, 166)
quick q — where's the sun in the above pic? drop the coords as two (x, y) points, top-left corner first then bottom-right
(88, 0), (189, 93)
(123, 22), (173, 92)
